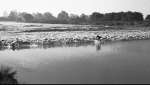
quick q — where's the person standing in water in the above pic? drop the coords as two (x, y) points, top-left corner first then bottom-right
(95, 35), (103, 51)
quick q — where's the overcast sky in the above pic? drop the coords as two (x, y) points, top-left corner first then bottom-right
(1, 0), (150, 17)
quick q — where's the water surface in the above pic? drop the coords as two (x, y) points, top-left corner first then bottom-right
(0, 40), (150, 84)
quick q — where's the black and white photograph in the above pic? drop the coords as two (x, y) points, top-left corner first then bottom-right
(0, 0), (150, 84)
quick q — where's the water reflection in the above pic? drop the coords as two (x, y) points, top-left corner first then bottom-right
(0, 41), (96, 51)
(94, 40), (102, 51)
(96, 44), (101, 51)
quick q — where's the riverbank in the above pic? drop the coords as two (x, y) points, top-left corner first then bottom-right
(1, 30), (150, 48)
(0, 22), (150, 48)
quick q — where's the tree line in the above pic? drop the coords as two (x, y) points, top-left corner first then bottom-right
(0, 10), (150, 25)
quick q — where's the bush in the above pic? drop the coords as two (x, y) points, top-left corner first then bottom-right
(0, 66), (18, 84)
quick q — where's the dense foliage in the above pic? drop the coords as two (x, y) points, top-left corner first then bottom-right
(0, 10), (150, 26)
(0, 66), (18, 84)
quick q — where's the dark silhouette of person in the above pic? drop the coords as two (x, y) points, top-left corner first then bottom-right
(95, 35), (105, 51)
(96, 35), (103, 40)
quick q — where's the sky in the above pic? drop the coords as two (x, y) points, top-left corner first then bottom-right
(0, 0), (150, 17)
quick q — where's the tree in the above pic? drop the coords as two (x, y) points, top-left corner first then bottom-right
(143, 15), (150, 26)
(43, 12), (56, 23)
(57, 11), (69, 23)
(32, 13), (45, 22)
(145, 15), (150, 21)
(120, 11), (143, 21)
(79, 14), (89, 24)
(133, 12), (143, 21)
(69, 14), (80, 24)
(90, 12), (104, 22)
(103, 13), (114, 21)
(112, 12), (122, 21)
(19, 12), (34, 22)
(8, 11), (19, 21)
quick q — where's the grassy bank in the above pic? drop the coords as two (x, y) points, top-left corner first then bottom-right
(1, 30), (150, 47)
(0, 22), (150, 49)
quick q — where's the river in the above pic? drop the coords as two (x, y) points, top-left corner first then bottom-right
(0, 40), (150, 84)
